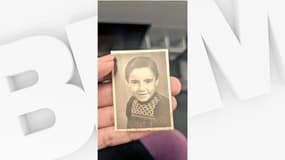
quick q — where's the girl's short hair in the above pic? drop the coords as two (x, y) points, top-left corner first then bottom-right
(125, 56), (159, 81)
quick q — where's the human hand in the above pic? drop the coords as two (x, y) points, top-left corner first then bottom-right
(98, 54), (182, 149)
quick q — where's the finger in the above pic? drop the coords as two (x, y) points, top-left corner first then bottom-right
(172, 96), (177, 111)
(98, 106), (114, 129)
(98, 126), (152, 149)
(98, 61), (114, 82)
(98, 54), (114, 63)
(98, 96), (177, 129)
(98, 78), (181, 107)
(98, 83), (113, 107)
(170, 77), (182, 96)
(98, 55), (115, 82)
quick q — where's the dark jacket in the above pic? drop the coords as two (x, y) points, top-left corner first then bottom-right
(126, 93), (171, 128)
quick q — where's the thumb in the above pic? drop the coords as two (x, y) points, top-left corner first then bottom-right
(98, 55), (115, 82)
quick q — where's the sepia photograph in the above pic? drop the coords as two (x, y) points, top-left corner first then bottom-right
(112, 49), (174, 131)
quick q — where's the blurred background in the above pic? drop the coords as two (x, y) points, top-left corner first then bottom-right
(98, 1), (187, 136)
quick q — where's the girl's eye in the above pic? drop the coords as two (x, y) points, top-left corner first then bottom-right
(144, 78), (153, 83)
(130, 80), (139, 84)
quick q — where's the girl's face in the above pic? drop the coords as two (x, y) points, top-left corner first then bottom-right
(128, 67), (159, 102)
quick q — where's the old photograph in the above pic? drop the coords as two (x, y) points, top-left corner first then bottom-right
(112, 49), (173, 131)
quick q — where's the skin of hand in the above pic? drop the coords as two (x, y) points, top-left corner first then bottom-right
(98, 54), (182, 150)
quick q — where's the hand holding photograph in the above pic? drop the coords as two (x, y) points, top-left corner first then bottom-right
(111, 49), (174, 131)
